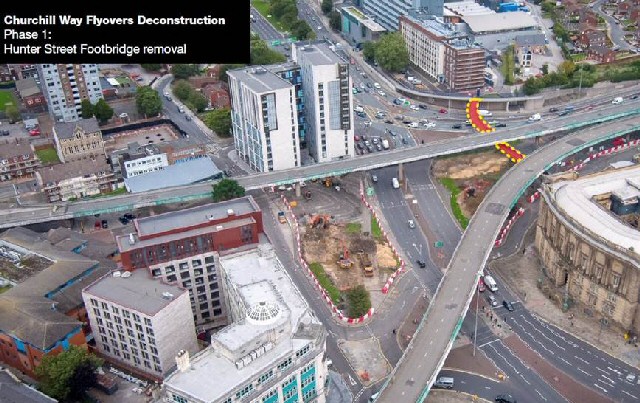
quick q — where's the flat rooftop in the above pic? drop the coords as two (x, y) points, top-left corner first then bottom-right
(135, 196), (259, 238)
(163, 244), (321, 402)
(444, 1), (495, 16)
(123, 157), (221, 193)
(548, 166), (640, 253)
(295, 41), (343, 65)
(83, 269), (187, 316)
(464, 12), (538, 33)
(227, 67), (293, 94)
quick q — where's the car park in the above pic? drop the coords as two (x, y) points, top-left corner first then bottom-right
(502, 300), (514, 311)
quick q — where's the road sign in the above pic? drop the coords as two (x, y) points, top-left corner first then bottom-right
(367, 187), (374, 196)
(271, 40), (281, 46)
(434, 241), (444, 248)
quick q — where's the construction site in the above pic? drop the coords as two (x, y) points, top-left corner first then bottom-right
(271, 174), (400, 315)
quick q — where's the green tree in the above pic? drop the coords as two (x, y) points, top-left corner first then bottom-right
(321, 0), (333, 14)
(5, 104), (21, 123)
(188, 92), (209, 112)
(35, 346), (103, 401)
(362, 41), (376, 62)
(329, 10), (341, 31)
(346, 285), (371, 318)
(291, 20), (315, 41)
(218, 64), (245, 82)
(81, 99), (94, 119)
(374, 32), (409, 72)
(212, 179), (245, 202)
(173, 79), (193, 101)
(141, 64), (162, 71)
(251, 37), (286, 65)
(203, 108), (232, 136)
(135, 86), (163, 117)
(94, 99), (114, 123)
(522, 77), (541, 95)
(171, 64), (199, 80)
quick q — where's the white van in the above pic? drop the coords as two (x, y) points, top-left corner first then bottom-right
(478, 109), (492, 117)
(434, 376), (454, 389)
(373, 82), (381, 89)
(612, 97), (624, 105)
(392, 178), (400, 189)
(528, 113), (541, 122)
(484, 275), (498, 292)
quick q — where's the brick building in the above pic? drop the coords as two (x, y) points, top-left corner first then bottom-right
(587, 46), (616, 63)
(580, 29), (607, 49)
(115, 196), (264, 331)
(15, 78), (47, 112)
(36, 158), (117, 202)
(202, 82), (230, 109)
(0, 227), (113, 377)
(0, 139), (41, 182)
(53, 118), (105, 163)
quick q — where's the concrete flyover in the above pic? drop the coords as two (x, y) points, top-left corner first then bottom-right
(375, 114), (640, 403)
(1, 104), (640, 229)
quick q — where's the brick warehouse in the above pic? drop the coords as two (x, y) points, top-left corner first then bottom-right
(115, 196), (264, 332)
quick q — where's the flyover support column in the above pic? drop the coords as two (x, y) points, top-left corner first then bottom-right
(295, 182), (301, 198)
(398, 163), (404, 183)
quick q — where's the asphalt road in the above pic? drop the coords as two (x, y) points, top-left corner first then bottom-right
(376, 114), (640, 403)
(594, 0), (632, 51)
(250, 7), (284, 40)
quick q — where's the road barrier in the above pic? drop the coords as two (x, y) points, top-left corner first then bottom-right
(494, 207), (525, 247)
(570, 138), (640, 172)
(280, 195), (374, 325)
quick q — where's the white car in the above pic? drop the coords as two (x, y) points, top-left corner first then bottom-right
(377, 90), (385, 97)
(488, 295), (498, 307)
(408, 122), (419, 128)
(408, 219), (416, 229)
(423, 122), (436, 128)
(410, 105), (419, 111)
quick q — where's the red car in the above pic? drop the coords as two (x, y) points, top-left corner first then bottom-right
(29, 129), (40, 136)
(439, 108), (448, 114)
(354, 135), (360, 141)
(478, 277), (486, 292)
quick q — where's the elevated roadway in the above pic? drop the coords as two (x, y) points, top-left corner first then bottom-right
(1, 105), (640, 229)
(375, 115), (640, 403)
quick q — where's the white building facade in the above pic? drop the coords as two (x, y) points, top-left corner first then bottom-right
(124, 153), (169, 178)
(294, 42), (354, 164)
(38, 64), (103, 122)
(400, 16), (446, 81)
(362, 0), (444, 31)
(82, 270), (198, 379)
(162, 244), (328, 403)
(228, 68), (301, 172)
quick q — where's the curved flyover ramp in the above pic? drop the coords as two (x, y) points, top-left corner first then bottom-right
(377, 115), (640, 403)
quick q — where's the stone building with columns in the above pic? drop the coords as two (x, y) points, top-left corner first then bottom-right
(535, 166), (640, 335)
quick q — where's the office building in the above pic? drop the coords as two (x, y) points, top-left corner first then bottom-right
(293, 41), (354, 163)
(227, 67), (301, 172)
(340, 6), (386, 48)
(400, 13), (484, 90)
(536, 166), (640, 335)
(163, 243), (328, 403)
(116, 197), (264, 331)
(83, 269), (198, 380)
(362, 0), (443, 31)
(52, 118), (105, 163)
(37, 64), (103, 122)
(109, 142), (169, 179)
(267, 63), (307, 146)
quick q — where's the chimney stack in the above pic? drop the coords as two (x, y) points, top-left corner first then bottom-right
(176, 350), (190, 372)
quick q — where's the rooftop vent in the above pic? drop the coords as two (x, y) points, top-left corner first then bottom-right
(121, 271), (132, 278)
(175, 349), (190, 372)
(247, 301), (280, 324)
(227, 209), (235, 216)
(207, 214), (216, 221)
(162, 292), (174, 300)
(112, 271), (122, 278)
(129, 233), (136, 245)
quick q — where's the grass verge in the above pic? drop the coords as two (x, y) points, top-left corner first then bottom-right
(252, 0), (287, 31)
(440, 178), (469, 229)
(36, 148), (60, 164)
(346, 222), (361, 234)
(309, 262), (341, 304)
(371, 216), (383, 240)
(0, 285), (12, 294)
(0, 91), (17, 111)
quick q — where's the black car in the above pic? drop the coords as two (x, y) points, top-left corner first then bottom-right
(1, 130), (9, 136)
(451, 123), (462, 129)
(548, 107), (559, 113)
(631, 94), (639, 99)
(101, 219), (108, 229)
(495, 394), (517, 403)
(417, 259), (426, 268)
(118, 217), (129, 225)
(357, 143), (364, 150)
(418, 104), (428, 110)
(502, 300), (514, 311)
(494, 122), (507, 128)
(558, 110), (572, 116)
(384, 119), (393, 124)
(402, 137), (408, 145)
(123, 213), (136, 220)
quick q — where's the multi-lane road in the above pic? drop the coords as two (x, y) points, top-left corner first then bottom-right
(376, 114), (640, 402)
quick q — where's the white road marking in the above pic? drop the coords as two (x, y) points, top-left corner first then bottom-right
(593, 383), (608, 393)
(575, 356), (590, 365)
(478, 339), (500, 348)
(595, 366), (610, 375)
(622, 390), (638, 399)
(607, 367), (623, 376)
(597, 378), (615, 389)
(577, 367), (591, 377)
(535, 389), (547, 401)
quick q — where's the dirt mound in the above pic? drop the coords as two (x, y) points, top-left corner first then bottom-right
(433, 152), (508, 180)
